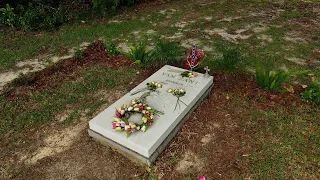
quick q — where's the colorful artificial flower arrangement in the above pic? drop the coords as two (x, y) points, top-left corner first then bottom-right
(88, 40), (107, 52)
(131, 81), (163, 95)
(167, 88), (187, 111)
(147, 81), (162, 90)
(112, 99), (164, 137)
(181, 71), (199, 78)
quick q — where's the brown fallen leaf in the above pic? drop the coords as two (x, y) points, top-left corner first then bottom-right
(284, 85), (294, 93)
(270, 95), (278, 100)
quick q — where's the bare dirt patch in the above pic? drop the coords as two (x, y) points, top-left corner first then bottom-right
(205, 29), (252, 42)
(176, 150), (204, 173)
(2, 49), (131, 99)
(0, 52), (75, 92)
(24, 122), (86, 165)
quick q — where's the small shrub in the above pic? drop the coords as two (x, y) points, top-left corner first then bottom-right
(1, 0), (143, 31)
(301, 82), (320, 104)
(107, 42), (120, 57)
(20, 2), (67, 31)
(88, 40), (107, 52)
(0, 4), (15, 28)
(127, 41), (149, 64)
(256, 58), (309, 92)
(149, 39), (181, 65)
(213, 46), (244, 72)
(75, 48), (84, 60)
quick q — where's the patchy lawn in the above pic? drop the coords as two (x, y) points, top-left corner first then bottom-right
(1, 0), (320, 179)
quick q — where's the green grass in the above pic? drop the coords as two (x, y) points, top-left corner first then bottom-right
(0, 19), (152, 71)
(60, 111), (81, 127)
(0, 67), (136, 135)
(247, 106), (320, 179)
(148, 38), (182, 65)
(223, 94), (320, 179)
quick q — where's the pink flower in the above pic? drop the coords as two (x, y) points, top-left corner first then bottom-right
(197, 49), (205, 58)
(199, 176), (206, 180)
(148, 121), (152, 126)
(142, 110), (146, 114)
(139, 105), (144, 111)
(121, 123), (126, 127)
(131, 129), (136, 133)
(115, 110), (121, 117)
(120, 110), (125, 115)
(125, 125), (131, 131)
(145, 111), (151, 117)
(112, 123), (117, 129)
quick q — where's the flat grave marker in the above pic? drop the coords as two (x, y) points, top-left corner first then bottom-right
(89, 65), (213, 165)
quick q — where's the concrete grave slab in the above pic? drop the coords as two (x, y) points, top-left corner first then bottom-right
(89, 65), (214, 165)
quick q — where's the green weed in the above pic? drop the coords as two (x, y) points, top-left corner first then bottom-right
(126, 41), (149, 64)
(149, 39), (181, 65)
(107, 42), (121, 57)
(255, 57), (309, 92)
(75, 48), (84, 60)
(212, 45), (245, 73)
(301, 82), (320, 104)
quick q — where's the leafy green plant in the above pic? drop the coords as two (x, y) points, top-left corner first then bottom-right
(0, 0), (142, 31)
(92, 0), (120, 16)
(149, 39), (181, 65)
(0, 4), (16, 28)
(213, 46), (244, 72)
(20, 2), (67, 31)
(75, 48), (84, 60)
(301, 82), (320, 104)
(127, 41), (149, 64)
(107, 42), (120, 56)
(256, 59), (309, 92)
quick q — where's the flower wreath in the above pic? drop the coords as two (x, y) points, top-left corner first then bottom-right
(112, 99), (163, 137)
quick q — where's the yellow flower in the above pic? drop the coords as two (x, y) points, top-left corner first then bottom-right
(142, 117), (148, 123)
(193, 72), (198, 77)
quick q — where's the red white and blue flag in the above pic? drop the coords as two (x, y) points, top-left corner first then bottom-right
(187, 45), (199, 69)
